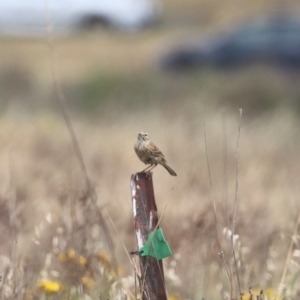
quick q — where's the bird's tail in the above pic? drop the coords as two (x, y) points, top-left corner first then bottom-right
(163, 163), (177, 176)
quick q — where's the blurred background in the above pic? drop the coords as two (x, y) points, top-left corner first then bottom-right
(0, 0), (300, 299)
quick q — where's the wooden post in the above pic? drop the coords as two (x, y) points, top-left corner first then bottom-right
(130, 172), (167, 300)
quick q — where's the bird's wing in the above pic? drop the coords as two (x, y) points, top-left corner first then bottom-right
(148, 141), (166, 160)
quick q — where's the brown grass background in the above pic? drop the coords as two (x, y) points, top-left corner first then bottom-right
(0, 0), (300, 299)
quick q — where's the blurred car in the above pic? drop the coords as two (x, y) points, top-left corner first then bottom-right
(0, 0), (159, 36)
(162, 16), (300, 70)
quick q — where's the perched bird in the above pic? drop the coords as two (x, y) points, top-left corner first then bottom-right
(134, 132), (177, 176)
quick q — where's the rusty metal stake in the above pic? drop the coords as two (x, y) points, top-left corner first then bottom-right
(130, 172), (167, 300)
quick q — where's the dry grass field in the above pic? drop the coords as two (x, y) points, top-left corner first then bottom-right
(0, 1), (300, 299)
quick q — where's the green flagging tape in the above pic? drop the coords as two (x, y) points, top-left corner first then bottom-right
(140, 228), (172, 260)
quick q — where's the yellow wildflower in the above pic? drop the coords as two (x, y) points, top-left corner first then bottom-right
(241, 288), (280, 300)
(81, 276), (95, 288)
(98, 250), (111, 269)
(78, 255), (87, 266)
(38, 279), (61, 293)
(67, 249), (76, 259)
(265, 288), (280, 300)
(58, 252), (67, 262)
(168, 293), (180, 300)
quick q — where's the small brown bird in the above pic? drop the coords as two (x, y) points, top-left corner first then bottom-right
(134, 132), (177, 176)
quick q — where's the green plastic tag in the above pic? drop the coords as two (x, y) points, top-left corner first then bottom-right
(140, 228), (172, 260)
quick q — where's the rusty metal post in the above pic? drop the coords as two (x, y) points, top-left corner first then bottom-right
(130, 172), (167, 300)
